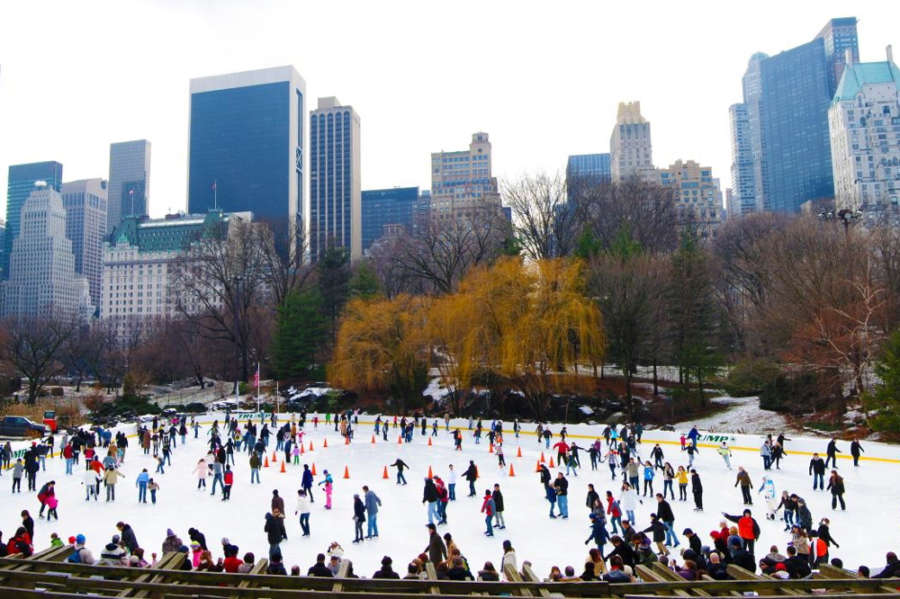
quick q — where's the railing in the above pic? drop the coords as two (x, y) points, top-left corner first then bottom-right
(0, 551), (898, 598)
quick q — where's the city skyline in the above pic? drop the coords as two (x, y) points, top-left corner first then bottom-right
(1, 1), (898, 219)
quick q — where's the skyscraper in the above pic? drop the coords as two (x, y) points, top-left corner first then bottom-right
(817, 17), (860, 97)
(361, 187), (419, 251)
(610, 102), (653, 182)
(728, 103), (757, 216)
(1, 185), (92, 320)
(829, 46), (900, 214)
(107, 140), (151, 235)
(61, 178), (108, 308)
(309, 97), (361, 261)
(188, 66), (306, 233)
(730, 18), (858, 214)
(430, 132), (501, 223)
(4, 161), (63, 278)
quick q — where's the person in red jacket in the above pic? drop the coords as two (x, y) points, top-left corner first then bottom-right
(606, 491), (623, 534)
(710, 521), (730, 554)
(222, 466), (233, 501)
(222, 552), (242, 572)
(723, 509), (760, 555)
(481, 489), (495, 537)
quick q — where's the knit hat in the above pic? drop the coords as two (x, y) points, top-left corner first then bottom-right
(221, 537), (230, 546)
(166, 529), (175, 537)
(75, 534), (85, 545)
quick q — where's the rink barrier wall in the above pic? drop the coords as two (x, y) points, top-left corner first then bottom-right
(2, 554), (900, 598)
(5, 413), (900, 471)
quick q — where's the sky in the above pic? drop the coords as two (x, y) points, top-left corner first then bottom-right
(1, 0), (898, 218)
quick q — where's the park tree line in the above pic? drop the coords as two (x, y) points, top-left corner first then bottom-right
(3, 175), (900, 431)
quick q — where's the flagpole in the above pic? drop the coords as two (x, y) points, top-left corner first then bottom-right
(256, 362), (260, 414)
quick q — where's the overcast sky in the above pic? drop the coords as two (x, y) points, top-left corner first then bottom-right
(1, 0), (898, 218)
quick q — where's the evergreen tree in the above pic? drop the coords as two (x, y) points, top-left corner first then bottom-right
(272, 289), (326, 379)
(349, 261), (381, 300)
(317, 246), (351, 344)
(665, 233), (721, 405)
(865, 329), (900, 432)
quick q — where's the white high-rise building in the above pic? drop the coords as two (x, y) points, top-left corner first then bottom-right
(610, 102), (654, 182)
(656, 160), (724, 240)
(829, 46), (900, 214)
(430, 132), (501, 223)
(61, 178), (107, 308)
(1, 185), (92, 320)
(309, 97), (361, 261)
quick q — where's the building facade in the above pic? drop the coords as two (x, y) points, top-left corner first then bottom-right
(188, 66), (306, 233)
(61, 178), (108, 310)
(730, 19), (858, 215)
(107, 140), (151, 235)
(100, 210), (251, 338)
(361, 186), (419, 251)
(430, 132), (501, 223)
(656, 160), (724, 239)
(566, 153), (611, 201)
(309, 97), (361, 261)
(1, 185), (92, 320)
(4, 161), (63, 278)
(610, 102), (653, 182)
(828, 47), (900, 214)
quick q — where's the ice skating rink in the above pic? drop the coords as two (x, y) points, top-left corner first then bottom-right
(4, 415), (898, 577)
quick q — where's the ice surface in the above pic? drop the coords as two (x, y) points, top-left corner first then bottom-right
(5, 414), (897, 579)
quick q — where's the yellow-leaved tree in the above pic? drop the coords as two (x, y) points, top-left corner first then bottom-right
(330, 294), (431, 413)
(430, 257), (605, 419)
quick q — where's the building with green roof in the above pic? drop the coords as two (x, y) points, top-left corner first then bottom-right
(829, 46), (900, 215)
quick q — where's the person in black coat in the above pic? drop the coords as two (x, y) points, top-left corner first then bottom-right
(373, 556), (400, 579)
(808, 454), (826, 490)
(825, 439), (840, 469)
(463, 461), (478, 497)
(874, 552), (900, 578)
(604, 535), (636, 567)
(116, 522), (139, 553)
(264, 512), (287, 559)
(850, 440), (864, 466)
(642, 514), (667, 555)
(691, 469), (703, 511)
(307, 553), (334, 577)
(728, 538), (756, 572)
(784, 545), (811, 578)
(353, 494), (366, 543)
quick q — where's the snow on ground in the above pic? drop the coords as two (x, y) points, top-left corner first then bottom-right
(3, 415), (898, 578)
(674, 396), (793, 434)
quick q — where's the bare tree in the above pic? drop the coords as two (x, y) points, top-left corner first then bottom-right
(259, 219), (315, 308)
(387, 208), (510, 294)
(573, 178), (678, 254)
(170, 219), (271, 384)
(502, 172), (575, 259)
(0, 317), (76, 403)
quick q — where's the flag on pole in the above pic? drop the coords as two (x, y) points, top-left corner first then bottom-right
(211, 181), (217, 191)
(253, 367), (259, 388)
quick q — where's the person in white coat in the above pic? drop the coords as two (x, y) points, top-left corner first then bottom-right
(619, 482), (639, 524)
(448, 464), (457, 501)
(501, 540), (517, 579)
(194, 459), (208, 489)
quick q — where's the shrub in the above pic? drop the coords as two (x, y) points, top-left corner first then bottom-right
(50, 387), (65, 397)
(723, 359), (781, 397)
(759, 369), (840, 414)
(182, 402), (207, 413)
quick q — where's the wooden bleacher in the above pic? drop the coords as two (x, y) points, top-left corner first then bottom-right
(0, 553), (897, 598)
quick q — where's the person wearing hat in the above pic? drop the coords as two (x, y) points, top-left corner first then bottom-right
(66, 534), (95, 564)
(99, 535), (127, 565)
(161, 529), (183, 554)
(373, 555), (400, 578)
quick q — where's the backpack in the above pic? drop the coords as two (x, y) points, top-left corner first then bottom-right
(67, 548), (84, 564)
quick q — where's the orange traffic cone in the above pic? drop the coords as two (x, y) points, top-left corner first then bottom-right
(311, 463), (317, 475)
(272, 451), (277, 461)
(300, 444), (305, 455)
(323, 438), (328, 448)
(549, 456), (555, 468)
(382, 466), (389, 479)
(371, 435), (376, 444)
(540, 452), (546, 463)
(489, 443), (494, 453)
(427, 437), (432, 447)
(343, 465), (350, 479)
(475, 466), (479, 479)
(345, 436), (350, 445)
(535, 460), (541, 472)
(264, 456), (269, 468)
(509, 464), (515, 477)
(397, 435), (402, 444)
(517, 446), (522, 458)
(280, 461), (286, 473)
(427, 466), (433, 478)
